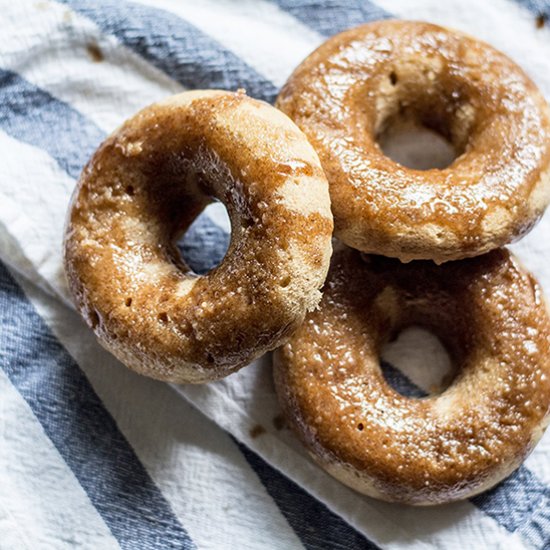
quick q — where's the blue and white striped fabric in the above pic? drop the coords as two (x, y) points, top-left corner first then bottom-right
(1, 1), (550, 548)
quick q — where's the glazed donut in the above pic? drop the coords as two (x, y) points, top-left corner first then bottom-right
(277, 20), (550, 263)
(274, 247), (550, 504)
(64, 90), (333, 383)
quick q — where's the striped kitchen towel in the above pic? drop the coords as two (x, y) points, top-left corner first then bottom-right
(1, 1), (550, 548)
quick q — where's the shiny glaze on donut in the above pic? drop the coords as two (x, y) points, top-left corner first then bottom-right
(274, 247), (550, 504)
(277, 21), (550, 263)
(64, 90), (333, 383)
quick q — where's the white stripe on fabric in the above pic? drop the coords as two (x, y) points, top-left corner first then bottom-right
(0, 130), (73, 302)
(9, 269), (305, 550)
(0, 369), (119, 550)
(0, 0), (180, 132)
(133, 0), (323, 88)
(0, 502), (32, 550)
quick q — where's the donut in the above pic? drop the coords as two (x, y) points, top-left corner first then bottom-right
(274, 247), (550, 504)
(64, 90), (333, 383)
(276, 20), (550, 263)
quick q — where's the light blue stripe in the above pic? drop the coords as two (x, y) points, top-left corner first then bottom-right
(472, 467), (550, 544)
(512, 0), (550, 19)
(518, 492), (550, 548)
(0, 68), (103, 179)
(178, 215), (230, 275)
(268, 0), (390, 36)
(235, 439), (380, 550)
(0, 261), (195, 550)
(57, 0), (278, 103)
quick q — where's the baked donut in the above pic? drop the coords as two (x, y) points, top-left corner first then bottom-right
(274, 247), (550, 504)
(276, 20), (550, 263)
(64, 90), (333, 383)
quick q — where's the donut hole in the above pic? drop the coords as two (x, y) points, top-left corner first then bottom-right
(177, 202), (231, 275)
(377, 118), (457, 170)
(380, 326), (456, 397)
(374, 65), (475, 170)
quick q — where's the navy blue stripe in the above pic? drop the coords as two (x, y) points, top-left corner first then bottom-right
(235, 440), (380, 550)
(0, 69), (104, 179)
(0, 261), (195, 550)
(59, 0), (278, 103)
(269, 0), (390, 36)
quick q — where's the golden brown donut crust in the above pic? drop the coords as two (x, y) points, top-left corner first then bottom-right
(64, 90), (333, 383)
(277, 20), (550, 263)
(274, 247), (550, 504)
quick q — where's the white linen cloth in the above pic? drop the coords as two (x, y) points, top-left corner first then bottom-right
(1, 0), (550, 548)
